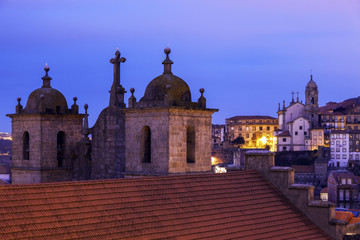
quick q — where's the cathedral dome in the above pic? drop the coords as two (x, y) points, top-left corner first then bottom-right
(139, 48), (191, 106)
(306, 75), (317, 88)
(141, 73), (191, 103)
(24, 64), (69, 114)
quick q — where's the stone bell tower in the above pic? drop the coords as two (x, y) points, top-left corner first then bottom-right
(305, 74), (319, 127)
(125, 48), (218, 175)
(7, 64), (84, 184)
(90, 49), (127, 180)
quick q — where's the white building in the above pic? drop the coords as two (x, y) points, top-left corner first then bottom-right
(276, 75), (319, 151)
(329, 130), (349, 167)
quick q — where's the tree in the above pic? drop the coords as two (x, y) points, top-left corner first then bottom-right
(232, 136), (245, 148)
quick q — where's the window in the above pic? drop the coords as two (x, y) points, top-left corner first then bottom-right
(339, 190), (344, 201)
(282, 138), (286, 142)
(57, 131), (65, 167)
(141, 126), (151, 163)
(295, 131), (298, 135)
(259, 126), (263, 131)
(267, 126), (270, 131)
(186, 126), (195, 163)
(343, 141), (346, 145)
(246, 133), (249, 138)
(304, 131), (307, 136)
(331, 148), (334, 152)
(336, 148), (340, 152)
(337, 162), (340, 167)
(238, 126), (242, 131)
(342, 148), (347, 152)
(336, 154), (340, 159)
(342, 178), (346, 184)
(282, 147), (287, 151)
(345, 190), (350, 201)
(299, 126), (303, 130)
(342, 154), (347, 159)
(356, 154), (360, 160)
(23, 131), (30, 160)
(348, 178), (352, 184)
(331, 154), (335, 159)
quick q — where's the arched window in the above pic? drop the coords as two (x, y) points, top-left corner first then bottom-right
(141, 126), (151, 163)
(311, 97), (315, 105)
(23, 131), (29, 160)
(187, 126), (195, 163)
(57, 131), (65, 167)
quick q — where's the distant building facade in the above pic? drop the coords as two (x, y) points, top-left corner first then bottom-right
(328, 170), (359, 209)
(225, 116), (278, 150)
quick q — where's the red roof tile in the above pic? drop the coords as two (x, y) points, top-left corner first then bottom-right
(0, 171), (331, 239)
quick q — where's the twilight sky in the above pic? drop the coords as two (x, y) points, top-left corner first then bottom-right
(1, 0), (360, 133)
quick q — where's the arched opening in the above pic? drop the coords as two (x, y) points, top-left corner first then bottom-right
(311, 97), (315, 105)
(186, 126), (195, 163)
(23, 131), (29, 160)
(141, 126), (151, 163)
(57, 131), (65, 167)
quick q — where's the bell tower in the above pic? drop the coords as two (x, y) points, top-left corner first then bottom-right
(305, 75), (319, 127)
(7, 64), (84, 184)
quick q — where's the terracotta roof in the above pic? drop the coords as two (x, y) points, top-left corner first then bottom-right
(291, 165), (315, 173)
(277, 130), (291, 137)
(0, 179), (8, 185)
(320, 187), (328, 194)
(0, 171), (331, 239)
(335, 210), (360, 225)
(319, 97), (360, 114)
(227, 115), (277, 120)
(329, 171), (356, 184)
(335, 211), (354, 222)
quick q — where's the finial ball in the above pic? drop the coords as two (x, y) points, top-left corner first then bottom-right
(164, 47), (171, 55)
(200, 88), (205, 94)
(84, 104), (88, 110)
(73, 97), (77, 102)
(44, 63), (49, 72)
(130, 88), (135, 94)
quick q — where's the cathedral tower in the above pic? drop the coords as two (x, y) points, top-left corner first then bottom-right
(7, 65), (84, 184)
(305, 74), (319, 127)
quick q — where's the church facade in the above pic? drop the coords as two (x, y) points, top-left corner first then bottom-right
(276, 75), (324, 151)
(8, 48), (217, 184)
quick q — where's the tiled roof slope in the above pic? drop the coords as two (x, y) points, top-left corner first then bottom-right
(227, 115), (277, 120)
(0, 171), (331, 239)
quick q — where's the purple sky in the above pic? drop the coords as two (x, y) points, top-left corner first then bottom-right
(1, 0), (360, 133)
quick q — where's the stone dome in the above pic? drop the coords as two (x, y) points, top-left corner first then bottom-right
(306, 75), (317, 88)
(139, 48), (191, 107)
(24, 87), (68, 114)
(141, 73), (191, 103)
(23, 64), (69, 114)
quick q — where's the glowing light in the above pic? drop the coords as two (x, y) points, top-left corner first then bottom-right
(259, 136), (267, 145)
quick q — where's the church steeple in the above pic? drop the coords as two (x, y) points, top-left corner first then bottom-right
(109, 49), (126, 108)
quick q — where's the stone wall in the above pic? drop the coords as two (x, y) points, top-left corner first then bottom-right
(244, 151), (347, 239)
(10, 114), (83, 184)
(125, 108), (214, 174)
(91, 106), (126, 179)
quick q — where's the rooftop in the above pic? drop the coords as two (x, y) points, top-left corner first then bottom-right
(0, 171), (330, 239)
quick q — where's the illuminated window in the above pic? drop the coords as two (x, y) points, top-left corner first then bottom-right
(348, 178), (352, 184)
